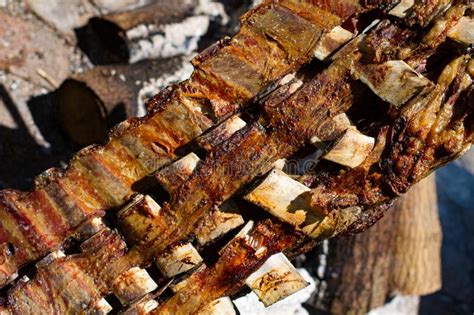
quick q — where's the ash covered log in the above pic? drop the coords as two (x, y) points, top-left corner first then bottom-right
(55, 56), (188, 146)
(76, 0), (227, 64)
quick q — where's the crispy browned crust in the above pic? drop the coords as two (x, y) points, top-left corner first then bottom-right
(1, 0), (365, 290)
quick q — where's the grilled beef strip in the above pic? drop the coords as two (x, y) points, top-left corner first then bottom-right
(156, 45), (473, 315)
(0, 0), (372, 289)
(1, 1), (471, 314)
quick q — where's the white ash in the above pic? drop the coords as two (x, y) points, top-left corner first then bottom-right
(368, 295), (420, 315)
(233, 268), (316, 315)
(127, 0), (228, 64)
(193, 0), (229, 25)
(316, 239), (328, 279)
(128, 15), (210, 63)
(137, 61), (194, 116)
(309, 240), (330, 311)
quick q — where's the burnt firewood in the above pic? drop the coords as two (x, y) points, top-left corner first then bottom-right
(75, 0), (225, 65)
(55, 56), (188, 146)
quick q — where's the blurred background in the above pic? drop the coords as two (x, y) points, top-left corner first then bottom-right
(0, 0), (472, 314)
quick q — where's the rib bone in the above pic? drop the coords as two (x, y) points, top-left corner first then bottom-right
(389, 0), (415, 18)
(448, 16), (474, 44)
(197, 115), (247, 151)
(194, 201), (244, 246)
(244, 169), (325, 238)
(245, 252), (308, 307)
(156, 153), (202, 194)
(155, 243), (204, 278)
(352, 60), (432, 106)
(94, 298), (113, 315)
(322, 128), (375, 168)
(314, 26), (353, 60)
(112, 267), (158, 305)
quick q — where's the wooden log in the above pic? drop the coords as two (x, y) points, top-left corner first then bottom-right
(76, 0), (219, 64)
(390, 173), (442, 295)
(25, 0), (98, 40)
(0, 11), (71, 88)
(55, 57), (186, 146)
(92, 0), (154, 13)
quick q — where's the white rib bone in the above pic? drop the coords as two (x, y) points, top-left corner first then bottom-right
(322, 128), (375, 168)
(156, 152), (201, 193)
(314, 26), (353, 60)
(36, 250), (65, 267)
(112, 267), (158, 305)
(245, 253), (308, 307)
(76, 217), (106, 239)
(310, 113), (352, 145)
(197, 115), (247, 151)
(244, 170), (314, 228)
(219, 221), (260, 255)
(156, 243), (203, 278)
(352, 60), (431, 106)
(93, 298), (113, 314)
(389, 0), (415, 18)
(448, 16), (474, 45)
(195, 201), (244, 246)
(245, 169), (362, 238)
